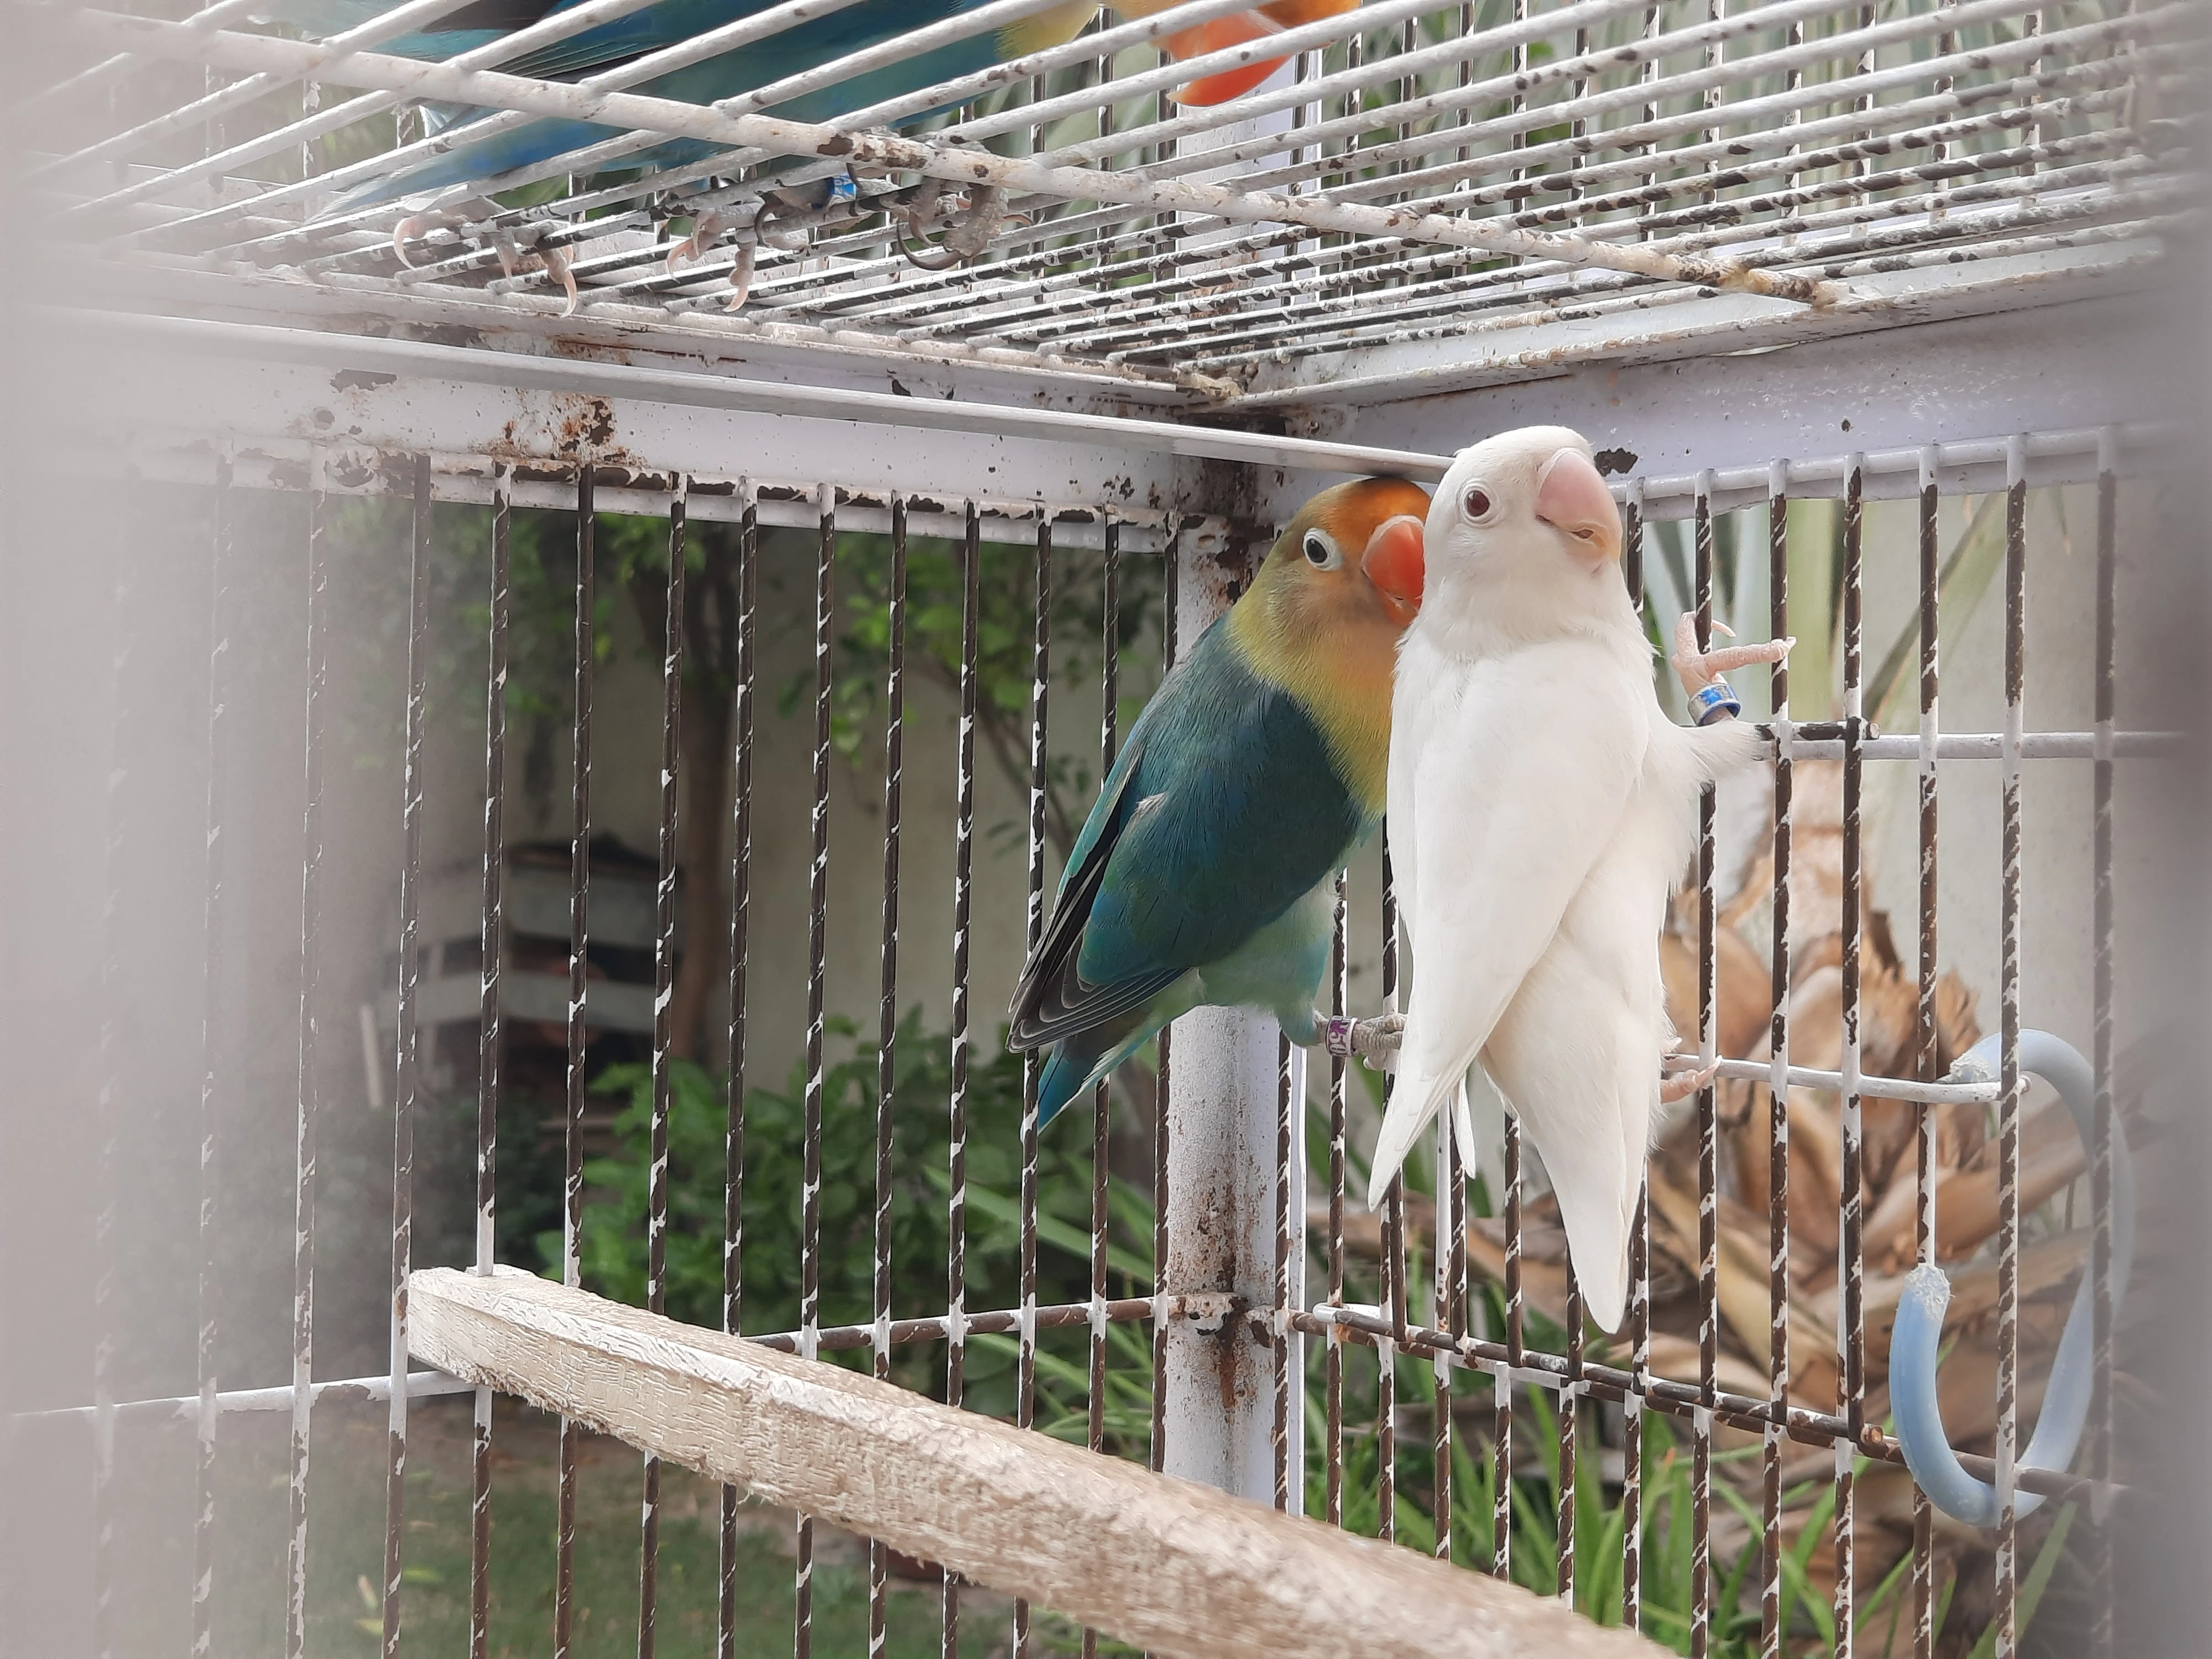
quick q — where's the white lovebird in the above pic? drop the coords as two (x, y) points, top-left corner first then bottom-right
(1368, 426), (1788, 1333)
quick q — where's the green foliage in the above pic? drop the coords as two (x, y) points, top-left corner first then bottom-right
(562, 1010), (1149, 1410)
(789, 527), (1165, 853)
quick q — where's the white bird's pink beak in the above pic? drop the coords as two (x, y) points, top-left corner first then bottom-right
(1533, 447), (1622, 564)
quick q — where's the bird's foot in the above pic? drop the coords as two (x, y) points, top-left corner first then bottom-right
(487, 227), (580, 317)
(1659, 1053), (1719, 1104)
(896, 181), (1021, 272)
(1671, 612), (1793, 700)
(1318, 1011), (1402, 1071)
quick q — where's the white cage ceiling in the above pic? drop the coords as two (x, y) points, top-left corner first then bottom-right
(29, 0), (2195, 427)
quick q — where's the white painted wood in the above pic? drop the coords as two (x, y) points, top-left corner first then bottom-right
(408, 1267), (1660, 1659)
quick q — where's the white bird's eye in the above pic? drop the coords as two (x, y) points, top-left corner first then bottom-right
(1462, 485), (1495, 522)
(1301, 529), (1341, 568)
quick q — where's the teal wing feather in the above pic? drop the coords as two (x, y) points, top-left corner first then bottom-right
(330, 1), (1030, 211)
(1008, 614), (1371, 1052)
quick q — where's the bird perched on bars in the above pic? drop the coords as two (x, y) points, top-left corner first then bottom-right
(1007, 476), (1428, 1129)
(1364, 427), (1789, 1333)
(269, 0), (1359, 216)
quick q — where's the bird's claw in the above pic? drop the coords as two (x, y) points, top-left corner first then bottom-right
(486, 228), (580, 318)
(391, 207), (472, 268)
(1659, 1053), (1720, 1104)
(1671, 613), (1793, 698)
(665, 209), (733, 273)
(1319, 1011), (1402, 1072)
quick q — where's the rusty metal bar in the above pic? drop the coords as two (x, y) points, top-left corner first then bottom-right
(285, 455), (330, 1659)
(1837, 455), (1868, 1658)
(944, 499), (981, 1659)
(185, 452), (237, 1659)
(720, 481), (759, 1659)
(555, 462), (596, 1659)
(1995, 436), (2030, 1657)
(1622, 481), (1648, 1634)
(383, 453), (432, 1659)
(1326, 871), (1349, 1531)
(1081, 513), (1120, 1659)
(1149, 538), (1178, 1493)
(870, 493), (909, 1659)
(796, 481), (835, 1659)
(2089, 428), (2120, 1659)
(1381, 847), (1402, 1550)
(638, 479), (687, 1659)
(1912, 448), (1942, 1659)
(1436, 1113), (1457, 1564)
(91, 483), (129, 1659)
(469, 464), (510, 1659)
(1276, 1030), (1297, 1516)
(1764, 462), (1795, 1659)
(1692, 478), (1718, 1659)
(1495, 1107), (1519, 1581)
(1014, 514), (1050, 1659)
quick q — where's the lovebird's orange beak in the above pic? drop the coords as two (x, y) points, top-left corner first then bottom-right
(1154, 1), (1361, 106)
(1361, 513), (1425, 622)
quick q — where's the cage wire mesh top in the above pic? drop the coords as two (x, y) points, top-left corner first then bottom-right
(34, 0), (2194, 409)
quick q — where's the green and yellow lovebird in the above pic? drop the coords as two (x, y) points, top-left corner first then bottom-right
(1009, 477), (1430, 1127)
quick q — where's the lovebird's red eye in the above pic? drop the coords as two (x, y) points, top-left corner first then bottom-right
(1462, 486), (1494, 520)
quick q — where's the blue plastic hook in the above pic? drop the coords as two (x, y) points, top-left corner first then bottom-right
(1889, 1030), (2136, 1527)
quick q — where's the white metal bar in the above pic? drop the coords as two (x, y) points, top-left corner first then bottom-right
(59, 11), (1839, 304)
(62, 307), (1455, 476)
(17, 1370), (474, 1424)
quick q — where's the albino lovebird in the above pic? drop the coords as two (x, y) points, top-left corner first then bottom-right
(1368, 426), (1788, 1332)
(1009, 476), (1428, 1128)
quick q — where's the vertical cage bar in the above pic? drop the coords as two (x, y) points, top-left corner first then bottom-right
(92, 494), (127, 1659)
(285, 456), (330, 1659)
(1764, 462), (1795, 1659)
(1325, 871), (1348, 1530)
(383, 454), (432, 1659)
(1836, 456), (1867, 1659)
(639, 482), (687, 1659)
(1493, 1108), (1518, 1580)
(1275, 1030), (1296, 1516)
(470, 465), (510, 1659)
(555, 463), (596, 1659)
(1558, 1271), (1582, 1602)
(943, 500), (980, 1659)
(1149, 538), (1178, 1485)
(720, 482), (758, 1659)
(795, 482), (835, 1659)
(1014, 515), (1050, 1659)
(1379, 846), (1401, 1548)
(1912, 449), (1942, 1659)
(1435, 1115), (1456, 1564)
(1692, 477), (1717, 1659)
(870, 495), (909, 1659)
(2089, 430), (2119, 1659)
(1622, 481), (1647, 1634)
(1081, 515), (1119, 1659)
(191, 452), (234, 1659)
(1995, 438), (2029, 1659)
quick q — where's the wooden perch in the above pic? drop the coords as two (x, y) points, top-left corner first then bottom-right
(409, 1267), (1663, 1659)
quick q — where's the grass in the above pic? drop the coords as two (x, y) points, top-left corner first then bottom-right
(126, 1394), (1042, 1658)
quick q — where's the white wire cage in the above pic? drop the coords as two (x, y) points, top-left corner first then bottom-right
(5, 2), (2208, 1658)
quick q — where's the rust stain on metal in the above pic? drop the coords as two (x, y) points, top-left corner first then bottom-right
(555, 394), (617, 453)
